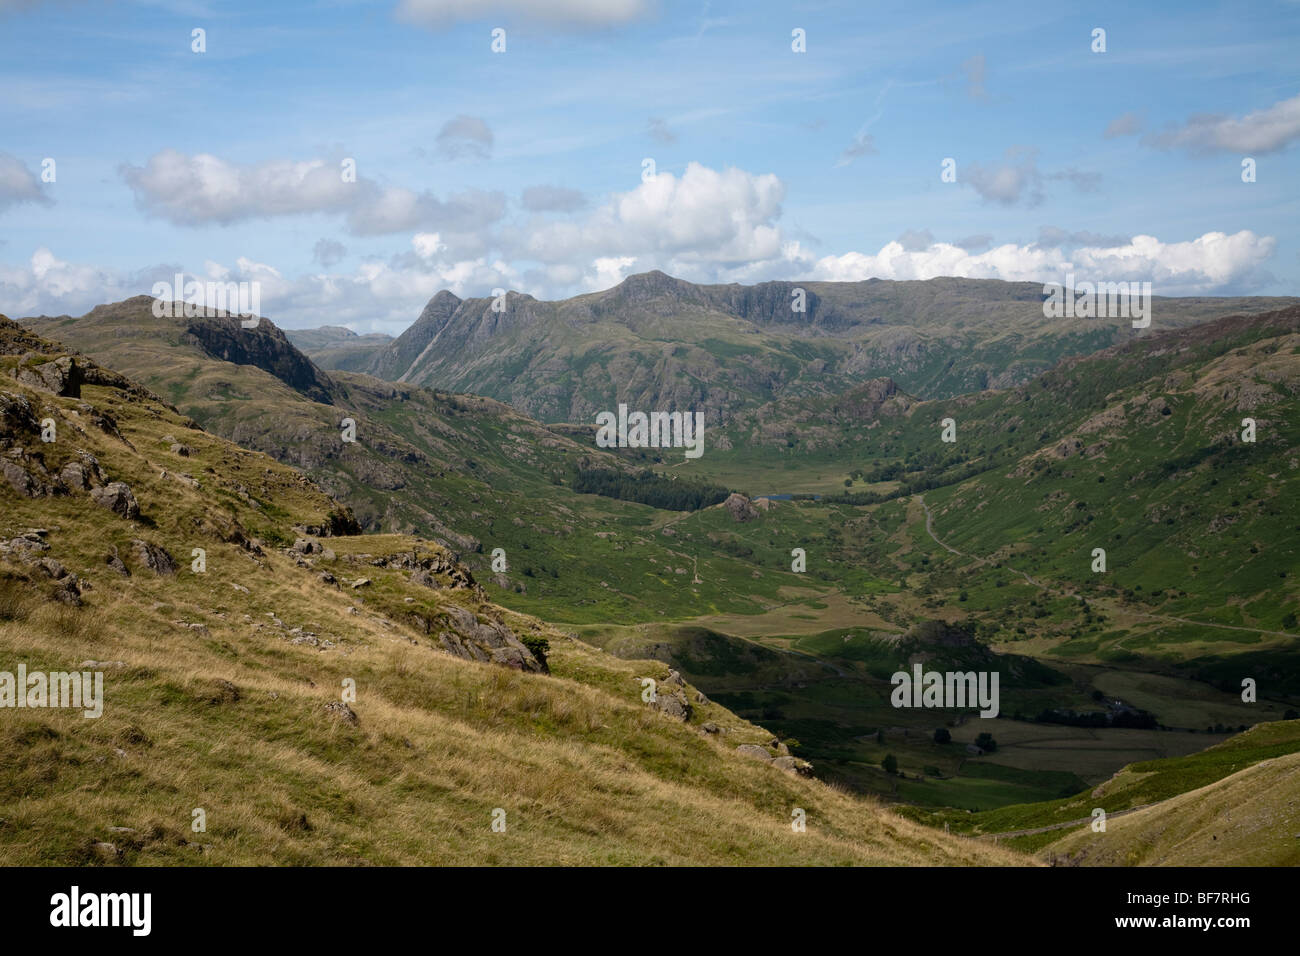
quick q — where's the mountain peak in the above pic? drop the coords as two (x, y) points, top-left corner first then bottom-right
(610, 270), (701, 301)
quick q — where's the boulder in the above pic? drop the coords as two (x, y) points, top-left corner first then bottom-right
(735, 744), (773, 763)
(653, 691), (692, 721)
(104, 548), (130, 576)
(90, 482), (139, 520)
(51, 575), (82, 606)
(323, 700), (358, 725)
(130, 539), (176, 575)
(723, 492), (759, 522)
(772, 756), (814, 777)
(13, 355), (83, 397)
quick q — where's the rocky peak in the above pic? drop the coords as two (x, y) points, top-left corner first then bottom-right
(181, 313), (335, 406)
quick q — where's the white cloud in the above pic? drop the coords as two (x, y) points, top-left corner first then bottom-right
(119, 149), (506, 238)
(1145, 94), (1300, 154)
(583, 255), (637, 291)
(412, 232), (445, 259)
(964, 148), (1100, 206)
(516, 162), (785, 268)
(0, 152), (52, 211)
(805, 230), (1276, 295)
(121, 150), (354, 224)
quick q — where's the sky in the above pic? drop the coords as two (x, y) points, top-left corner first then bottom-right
(1, 0), (1298, 333)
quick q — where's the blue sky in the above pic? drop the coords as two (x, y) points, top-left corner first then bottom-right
(1, 0), (1298, 331)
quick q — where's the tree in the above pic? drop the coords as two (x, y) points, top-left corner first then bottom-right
(881, 753), (898, 774)
(974, 732), (997, 753)
(933, 727), (951, 744)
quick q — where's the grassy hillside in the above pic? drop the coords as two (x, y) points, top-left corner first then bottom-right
(19, 298), (1299, 826)
(1043, 749), (1300, 866)
(0, 315), (1024, 865)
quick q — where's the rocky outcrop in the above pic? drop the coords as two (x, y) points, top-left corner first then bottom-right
(91, 482), (140, 520)
(434, 604), (546, 673)
(12, 354), (84, 397)
(723, 492), (759, 522)
(182, 315), (335, 405)
(130, 539), (176, 575)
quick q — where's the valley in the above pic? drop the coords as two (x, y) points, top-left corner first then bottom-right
(17, 278), (1299, 860)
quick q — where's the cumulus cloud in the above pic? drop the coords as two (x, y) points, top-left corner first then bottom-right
(120, 150), (354, 224)
(1144, 94), (1300, 154)
(435, 115), (493, 160)
(521, 184), (587, 212)
(513, 162), (785, 270)
(0, 247), (173, 317)
(803, 230), (1276, 295)
(0, 153), (53, 212)
(0, 229), (1278, 331)
(119, 149), (506, 239)
(344, 186), (505, 237)
(395, 0), (652, 29)
(964, 148), (1100, 206)
(964, 147), (1043, 205)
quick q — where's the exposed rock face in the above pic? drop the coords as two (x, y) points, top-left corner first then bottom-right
(12, 355), (84, 397)
(435, 604), (546, 673)
(0, 531), (50, 561)
(130, 539), (176, 575)
(182, 314), (335, 405)
(653, 690), (692, 721)
(91, 482), (140, 520)
(365, 289), (463, 383)
(723, 492), (759, 522)
(380, 549), (480, 594)
(293, 510), (362, 537)
(0, 390), (39, 439)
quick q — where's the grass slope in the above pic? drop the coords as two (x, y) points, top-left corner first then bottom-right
(0, 317), (1022, 866)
